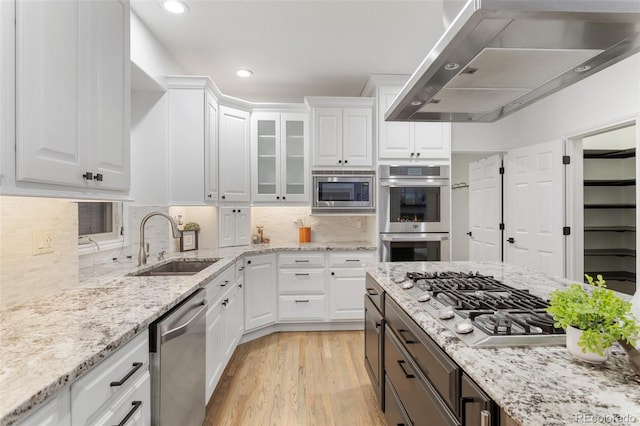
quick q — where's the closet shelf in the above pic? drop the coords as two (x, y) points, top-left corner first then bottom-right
(584, 204), (636, 209)
(584, 248), (636, 257)
(584, 226), (636, 232)
(583, 179), (635, 186)
(583, 148), (636, 159)
(584, 270), (636, 282)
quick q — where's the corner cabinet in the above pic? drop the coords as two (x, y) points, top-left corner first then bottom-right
(251, 112), (309, 203)
(219, 106), (251, 202)
(377, 86), (450, 161)
(244, 253), (277, 332)
(15, 0), (130, 193)
(307, 97), (375, 168)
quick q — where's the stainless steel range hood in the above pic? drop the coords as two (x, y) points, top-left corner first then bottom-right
(385, 0), (640, 123)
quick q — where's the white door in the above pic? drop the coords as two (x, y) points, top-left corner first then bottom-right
(504, 141), (565, 277)
(89, 0), (129, 191)
(16, 0), (85, 186)
(377, 87), (412, 159)
(234, 207), (251, 246)
(205, 92), (218, 202)
(328, 268), (365, 320)
(468, 154), (502, 262)
(414, 123), (451, 159)
(342, 108), (373, 167)
(219, 105), (250, 202)
(244, 254), (277, 331)
(313, 108), (342, 167)
(281, 113), (309, 202)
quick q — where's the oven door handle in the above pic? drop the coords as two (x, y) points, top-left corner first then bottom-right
(380, 234), (449, 242)
(379, 179), (448, 187)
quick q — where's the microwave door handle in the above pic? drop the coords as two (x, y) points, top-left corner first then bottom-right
(380, 234), (449, 242)
(379, 179), (448, 187)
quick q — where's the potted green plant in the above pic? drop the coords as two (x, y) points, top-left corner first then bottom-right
(547, 274), (640, 363)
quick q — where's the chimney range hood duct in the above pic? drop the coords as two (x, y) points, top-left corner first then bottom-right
(385, 0), (640, 123)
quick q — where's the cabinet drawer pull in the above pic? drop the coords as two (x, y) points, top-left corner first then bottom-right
(481, 409), (491, 426)
(295, 299), (310, 303)
(345, 259), (360, 262)
(397, 329), (417, 344)
(222, 298), (229, 306)
(397, 360), (415, 379)
(110, 362), (143, 387)
(294, 273), (310, 276)
(366, 288), (379, 296)
(221, 280), (229, 287)
(294, 259), (310, 263)
(116, 400), (142, 426)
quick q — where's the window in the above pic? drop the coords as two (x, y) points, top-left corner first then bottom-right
(77, 202), (122, 246)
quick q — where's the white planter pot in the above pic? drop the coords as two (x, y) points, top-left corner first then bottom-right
(566, 325), (611, 364)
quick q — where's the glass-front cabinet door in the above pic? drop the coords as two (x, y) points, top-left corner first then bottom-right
(251, 112), (308, 203)
(281, 113), (308, 202)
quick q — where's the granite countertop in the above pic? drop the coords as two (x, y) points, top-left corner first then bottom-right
(364, 261), (640, 426)
(0, 242), (375, 426)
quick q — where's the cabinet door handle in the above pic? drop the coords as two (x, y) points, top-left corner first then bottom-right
(294, 273), (310, 276)
(222, 298), (229, 306)
(277, 196), (280, 200)
(222, 195), (226, 199)
(82, 172), (93, 180)
(366, 288), (378, 296)
(221, 280), (229, 287)
(93, 173), (103, 181)
(344, 160), (348, 164)
(208, 194), (212, 198)
(410, 153), (414, 157)
(397, 360), (415, 379)
(331, 271), (335, 276)
(397, 329), (417, 344)
(416, 152), (420, 157)
(247, 260), (252, 264)
(338, 160), (342, 164)
(481, 410), (491, 426)
(238, 209), (242, 213)
(295, 299), (310, 303)
(232, 209), (236, 213)
(375, 322), (381, 329)
(507, 237), (515, 244)
(282, 196), (286, 200)
(116, 401), (142, 426)
(110, 362), (143, 387)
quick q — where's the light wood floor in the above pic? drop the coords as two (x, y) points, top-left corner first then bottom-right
(204, 331), (386, 426)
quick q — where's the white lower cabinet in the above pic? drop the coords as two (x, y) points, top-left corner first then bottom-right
(277, 253), (326, 322)
(218, 206), (251, 247)
(205, 300), (225, 402)
(15, 390), (71, 426)
(328, 252), (375, 321)
(244, 253), (277, 332)
(70, 332), (150, 426)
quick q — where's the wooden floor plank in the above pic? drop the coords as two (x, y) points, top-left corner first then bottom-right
(205, 331), (386, 426)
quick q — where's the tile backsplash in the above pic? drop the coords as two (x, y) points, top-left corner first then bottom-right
(0, 196), (78, 308)
(251, 206), (376, 244)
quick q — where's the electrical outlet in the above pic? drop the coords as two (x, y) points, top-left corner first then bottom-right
(33, 229), (55, 255)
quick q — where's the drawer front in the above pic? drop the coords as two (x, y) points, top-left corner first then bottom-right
(206, 265), (235, 302)
(235, 258), (245, 276)
(278, 253), (326, 267)
(385, 329), (459, 426)
(71, 332), (149, 425)
(278, 295), (326, 321)
(365, 274), (384, 314)
(385, 297), (459, 414)
(91, 371), (151, 426)
(328, 252), (375, 267)
(278, 269), (325, 294)
(384, 374), (412, 426)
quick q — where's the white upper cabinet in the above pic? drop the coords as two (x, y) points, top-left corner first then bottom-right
(219, 105), (251, 202)
(377, 86), (450, 161)
(251, 111), (309, 203)
(218, 206), (251, 248)
(309, 98), (374, 168)
(15, 0), (130, 193)
(205, 92), (219, 202)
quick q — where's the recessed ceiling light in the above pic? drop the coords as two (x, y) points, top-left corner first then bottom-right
(574, 65), (592, 73)
(160, 0), (188, 14)
(236, 69), (254, 78)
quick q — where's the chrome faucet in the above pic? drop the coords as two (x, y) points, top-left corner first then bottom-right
(138, 212), (182, 266)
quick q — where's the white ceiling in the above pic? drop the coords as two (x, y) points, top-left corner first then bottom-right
(130, 0), (446, 103)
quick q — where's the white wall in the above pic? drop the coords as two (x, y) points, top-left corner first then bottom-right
(130, 11), (183, 80)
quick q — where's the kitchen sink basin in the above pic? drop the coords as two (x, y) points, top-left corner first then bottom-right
(130, 259), (220, 276)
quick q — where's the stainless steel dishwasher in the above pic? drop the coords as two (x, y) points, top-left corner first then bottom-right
(150, 288), (207, 426)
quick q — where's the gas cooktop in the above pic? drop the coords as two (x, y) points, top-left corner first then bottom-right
(397, 271), (565, 347)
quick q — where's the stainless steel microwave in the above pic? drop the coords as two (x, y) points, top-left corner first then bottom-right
(312, 171), (375, 214)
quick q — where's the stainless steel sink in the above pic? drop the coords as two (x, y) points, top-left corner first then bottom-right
(130, 259), (220, 276)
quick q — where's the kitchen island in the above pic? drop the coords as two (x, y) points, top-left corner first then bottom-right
(365, 261), (640, 426)
(0, 242), (374, 426)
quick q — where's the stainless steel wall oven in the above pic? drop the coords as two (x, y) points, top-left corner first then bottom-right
(379, 165), (450, 261)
